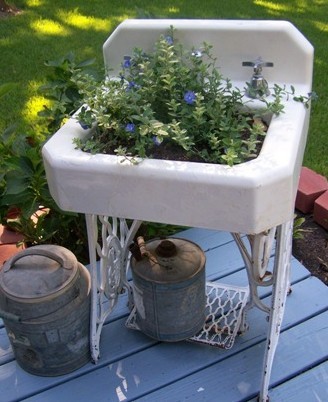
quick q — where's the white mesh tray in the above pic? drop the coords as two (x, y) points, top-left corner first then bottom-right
(125, 282), (249, 349)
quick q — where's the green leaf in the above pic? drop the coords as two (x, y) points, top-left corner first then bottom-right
(3, 175), (28, 195)
(77, 58), (96, 68)
(18, 156), (35, 175)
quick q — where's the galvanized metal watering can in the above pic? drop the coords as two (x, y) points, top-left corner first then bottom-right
(0, 245), (91, 376)
(130, 237), (206, 341)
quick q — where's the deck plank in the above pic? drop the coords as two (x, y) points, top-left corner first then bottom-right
(0, 228), (327, 402)
(136, 312), (328, 402)
(254, 360), (328, 402)
(6, 277), (327, 402)
(20, 310), (328, 402)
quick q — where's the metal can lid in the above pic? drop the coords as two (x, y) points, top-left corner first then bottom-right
(131, 238), (206, 283)
(0, 245), (78, 299)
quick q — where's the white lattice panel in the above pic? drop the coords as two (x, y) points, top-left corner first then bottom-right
(125, 282), (249, 349)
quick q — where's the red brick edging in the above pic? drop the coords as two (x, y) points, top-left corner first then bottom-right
(296, 166), (328, 230)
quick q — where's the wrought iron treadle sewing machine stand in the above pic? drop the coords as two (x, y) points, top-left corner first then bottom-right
(86, 214), (293, 402)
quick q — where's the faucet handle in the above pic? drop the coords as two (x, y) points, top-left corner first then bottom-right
(242, 58), (274, 74)
(242, 58), (274, 98)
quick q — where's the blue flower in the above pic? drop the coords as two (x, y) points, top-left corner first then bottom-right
(165, 36), (173, 45)
(152, 136), (161, 146)
(125, 123), (136, 133)
(79, 121), (90, 130)
(184, 90), (196, 105)
(123, 56), (132, 68)
(308, 91), (318, 101)
(128, 81), (137, 89)
(191, 49), (203, 58)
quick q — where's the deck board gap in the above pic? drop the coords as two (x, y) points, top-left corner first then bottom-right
(268, 356), (328, 395)
(289, 272), (312, 285)
(281, 305), (328, 333)
(202, 238), (241, 253)
(207, 267), (247, 281)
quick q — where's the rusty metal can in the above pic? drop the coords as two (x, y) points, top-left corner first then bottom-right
(130, 237), (206, 341)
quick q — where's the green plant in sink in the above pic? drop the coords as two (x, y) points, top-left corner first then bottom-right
(72, 27), (313, 166)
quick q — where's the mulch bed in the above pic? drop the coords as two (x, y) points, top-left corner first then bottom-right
(293, 212), (328, 285)
(0, 2), (21, 18)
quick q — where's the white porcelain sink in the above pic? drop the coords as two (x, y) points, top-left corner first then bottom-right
(42, 20), (313, 234)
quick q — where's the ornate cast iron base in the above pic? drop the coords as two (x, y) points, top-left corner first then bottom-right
(85, 214), (293, 402)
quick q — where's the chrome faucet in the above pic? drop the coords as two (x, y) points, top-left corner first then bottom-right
(242, 58), (274, 98)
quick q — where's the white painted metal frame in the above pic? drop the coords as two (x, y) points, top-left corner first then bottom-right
(85, 214), (293, 402)
(234, 220), (293, 401)
(85, 215), (142, 361)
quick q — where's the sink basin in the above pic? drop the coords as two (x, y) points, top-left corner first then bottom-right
(42, 19), (313, 234)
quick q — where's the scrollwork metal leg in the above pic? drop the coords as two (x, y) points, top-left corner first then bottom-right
(233, 219), (292, 401)
(232, 228), (276, 325)
(85, 214), (142, 363)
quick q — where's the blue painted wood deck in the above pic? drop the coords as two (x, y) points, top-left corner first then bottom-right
(1, 228), (327, 402)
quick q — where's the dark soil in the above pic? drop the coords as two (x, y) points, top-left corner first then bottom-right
(293, 212), (328, 285)
(0, 2), (21, 18)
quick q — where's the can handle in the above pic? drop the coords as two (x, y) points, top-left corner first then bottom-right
(3, 247), (75, 273)
(0, 309), (21, 322)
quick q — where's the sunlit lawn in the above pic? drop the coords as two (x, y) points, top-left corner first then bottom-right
(1, 0), (327, 176)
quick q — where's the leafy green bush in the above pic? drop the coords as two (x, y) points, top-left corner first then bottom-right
(0, 57), (98, 262)
(0, 127), (89, 261)
(72, 27), (312, 166)
(38, 52), (98, 133)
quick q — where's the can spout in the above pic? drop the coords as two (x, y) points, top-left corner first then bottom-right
(155, 240), (177, 258)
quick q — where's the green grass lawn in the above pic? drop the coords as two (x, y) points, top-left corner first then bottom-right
(1, 0), (327, 176)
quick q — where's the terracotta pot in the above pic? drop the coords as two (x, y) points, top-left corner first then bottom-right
(0, 224), (25, 267)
